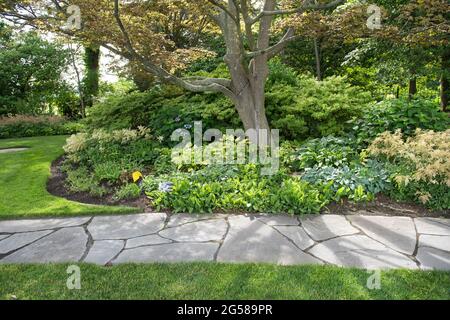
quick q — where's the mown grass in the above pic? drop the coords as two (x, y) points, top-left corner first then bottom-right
(0, 136), (139, 219)
(0, 263), (448, 300)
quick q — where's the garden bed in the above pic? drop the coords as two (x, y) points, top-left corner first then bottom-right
(47, 156), (149, 210)
(48, 155), (449, 218)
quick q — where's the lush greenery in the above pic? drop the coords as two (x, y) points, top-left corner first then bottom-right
(0, 115), (82, 139)
(0, 28), (75, 116)
(348, 98), (450, 146)
(1, 263), (449, 300)
(0, 136), (138, 219)
(62, 127), (161, 199)
(63, 91), (449, 213)
(85, 63), (370, 142)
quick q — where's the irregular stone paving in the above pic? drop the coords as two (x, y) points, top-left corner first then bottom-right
(0, 214), (449, 270)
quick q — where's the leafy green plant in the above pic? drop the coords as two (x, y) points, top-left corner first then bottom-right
(287, 136), (360, 172)
(266, 75), (371, 140)
(349, 98), (449, 146)
(144, 164), (328, 215)
(301, 159), (392, 196)
(65, 167), (107, 197)
(114, 183), (142, 201)
(62, 127), (158, 196)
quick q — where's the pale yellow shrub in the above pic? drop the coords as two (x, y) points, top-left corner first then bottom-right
(368, 129), (450, 187)
(63, 127), (152, 160)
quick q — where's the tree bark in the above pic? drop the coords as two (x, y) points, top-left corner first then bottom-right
(409, 78), (417, 98)
(313, 38), (322, 81)
(441, 49), (450, 112)
(83, 45), (101, 108)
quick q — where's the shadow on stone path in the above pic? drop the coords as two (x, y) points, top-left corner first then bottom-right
(0, 213), (449, 270)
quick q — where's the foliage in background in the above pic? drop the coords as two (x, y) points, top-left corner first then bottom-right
(0, 115), (82, 139)
(85, 62), (370, 143)
(0, 30), (72, 116)
(349, 98), (450, 146)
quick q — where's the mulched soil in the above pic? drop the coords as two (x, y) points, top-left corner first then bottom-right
(47, 157), (449, 218)
(47, 157), (150, 210)
(323, 195), (449, 218)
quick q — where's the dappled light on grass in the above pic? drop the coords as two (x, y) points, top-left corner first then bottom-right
(0, 136), (139, 219)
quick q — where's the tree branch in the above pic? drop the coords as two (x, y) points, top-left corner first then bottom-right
(112, 0), (236, 100)
(250, 0), (345, 24)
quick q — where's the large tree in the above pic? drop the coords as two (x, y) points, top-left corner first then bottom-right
(0, 28), (69, 115)
(1, 0), (349, 141)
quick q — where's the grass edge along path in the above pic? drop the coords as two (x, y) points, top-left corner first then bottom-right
(0, 263), (449, 300)
(0, 136), (139, 220)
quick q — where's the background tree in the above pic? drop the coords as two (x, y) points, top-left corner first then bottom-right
(0, 29), (71, 116)
(0, 0), (349, 141)
(82, 45), (101, 108)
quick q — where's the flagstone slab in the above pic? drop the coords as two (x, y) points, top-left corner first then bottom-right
(160, 219), (227, 242)
(217, 216), (321, 265)
(309, 235), (417, 269)
(88, 213), (166, 240)
(0, 235), (10, 241)
(419, 235), (450, 253)
(1, 227), (87, 263)
(0, 230), (52, 254)
(126, 234), (173, 249)
(256, 215), (299, 226)
(84, 240), (124, 265)
(273, 226), (315, 250)
(348, 216), (417, 255)
(166, 214), (222, 228)
(0, 217), (91, 233)
(114, 243), (218, 263)
(415, 218), (450, 236)
(300, 215), (359, 241)
(417, 247), (450, 270)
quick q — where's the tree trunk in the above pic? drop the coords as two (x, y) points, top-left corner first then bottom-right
(409, 78), (417, 98)
(441, 49), (450, 112)
(220, 1), (273, 145)
(83, 45), (101, 108)
(313, 38), (322, 81)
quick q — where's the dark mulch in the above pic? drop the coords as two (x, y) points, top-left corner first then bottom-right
(47, 156), (150, 211)
(323, 194), (449, 218)
(47, 157), (449, 218)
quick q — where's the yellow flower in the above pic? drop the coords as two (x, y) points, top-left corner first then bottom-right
(132, 171), (143, 183)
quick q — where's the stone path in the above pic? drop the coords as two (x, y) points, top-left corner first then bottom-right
(0, 213), (449, 270)
(0, 147), (29, 154)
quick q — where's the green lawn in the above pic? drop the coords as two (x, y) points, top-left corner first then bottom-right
(0, 136), (139, 219)
(0, 263), (448, 300)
